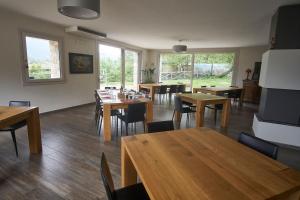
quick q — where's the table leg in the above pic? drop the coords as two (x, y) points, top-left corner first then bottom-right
(221, 99), (231, 128)
(195, 101), (206, 127)
(121, 142), (137, 187)
(146, 101), (153, 123)
(150, 86), (155, 102)
(26, 107), (42, 154)
(103, 104), (111, 141)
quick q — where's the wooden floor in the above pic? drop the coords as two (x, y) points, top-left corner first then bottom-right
(0, 100), (299, 199)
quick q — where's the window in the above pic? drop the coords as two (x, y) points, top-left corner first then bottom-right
(160, 54), (192, 90)
(99, 44), (122, 89)
(125, 50), (139, 89)
(22, 32), (63, 83)
(99, 44), (140, 90)
(159, 52), (235, 89)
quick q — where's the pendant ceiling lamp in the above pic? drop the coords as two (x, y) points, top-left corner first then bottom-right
(58, 0), (100, 19)
(172, 40), (187, 53)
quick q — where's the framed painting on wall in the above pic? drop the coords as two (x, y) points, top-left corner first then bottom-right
(69, 53), (93, 74)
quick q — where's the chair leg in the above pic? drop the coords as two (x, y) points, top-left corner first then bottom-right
(116, 117), (118, 137)
(143, 121), (146, 132)
(10, 130), (18, 157)
(134, 123), (136, 134)
(98, 117), (103, 135)
(214, 109), (217, 123)
(172, 110), (175, 120)
(125, 123), (128, 136)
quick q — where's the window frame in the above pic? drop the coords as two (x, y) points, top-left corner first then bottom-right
(98, 42), (142, 89)
(21, 31), (65, 85)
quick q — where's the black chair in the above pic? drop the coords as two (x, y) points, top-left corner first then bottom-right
(155, 85), (168, 104)
(238, 132), (279, 160)
(95, 94), (120, 136)
(210, 85), (216, 87)
(168, 85), (178, 103)
(118, 103), (146, 135)
(205, 104), (223, 123)
(176, 84), (186, 93)
(201, 85), (207, 88)
(0, 101), (31, 157)
(227, 90), (242, 103)
(172, 96), (195, 124)
(147, 120), (174, 133)
(100, 153), (150, 200)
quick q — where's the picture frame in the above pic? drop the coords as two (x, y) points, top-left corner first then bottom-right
(69, 53), (93, 74)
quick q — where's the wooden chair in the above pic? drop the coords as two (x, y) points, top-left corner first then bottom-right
(100, 153), (150, 200)
(238, 132), (279, 160)
(147, 120), (174, 133)
(0, 101), (31, 157)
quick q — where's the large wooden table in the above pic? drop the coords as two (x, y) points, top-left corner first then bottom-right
(121, 128), (300, 200)
(97, 90), (153, 141)
(138, 83), (185, 102)
(177, 93), (230, 128)
(0, 106), (42, 154)
(193, 86), (244, 106)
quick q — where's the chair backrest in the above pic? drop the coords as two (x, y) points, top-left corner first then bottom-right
(158, 85), (168, 94)
(177, 85), (185, 93)
(201, 85), (207, 88)
(227, 90), (242, 98)
(126, 102), (146, 123)
(169, 85), (177, 93)
(9, 101), (30, 107)
(174, 96), (183, 112)
(147, 120), (174, 133)
(105, 87), (111, 90)
(210, 85), (216, 87)
(100, 153), (115, 200)
(238, 132), (279, 160)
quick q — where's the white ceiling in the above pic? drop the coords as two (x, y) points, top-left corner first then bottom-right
(0, 0), (300, 49)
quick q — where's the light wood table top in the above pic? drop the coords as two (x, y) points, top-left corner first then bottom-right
(193, 86), (243, 93)
(193, 87), (245, 106)
(0, 106), (42, 154)
(121, 128), (300, 200)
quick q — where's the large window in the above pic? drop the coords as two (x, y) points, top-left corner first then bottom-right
(99, 44), (140, 90)
(160, 52), (235, 89)
(160, 54), (192, 90)
(99, 44), (122, 89)
(22, 32), (63, 83)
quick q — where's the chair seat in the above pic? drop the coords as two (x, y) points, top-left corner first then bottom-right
(0, 120), (27, 131)
(115, 183), (150, 200)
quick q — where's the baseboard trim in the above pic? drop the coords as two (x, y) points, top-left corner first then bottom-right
(41, 102), (95, 115)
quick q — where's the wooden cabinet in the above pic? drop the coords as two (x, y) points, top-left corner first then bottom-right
(243, 80), (261, 104)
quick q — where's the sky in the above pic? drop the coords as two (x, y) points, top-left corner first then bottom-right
(26, 36), (52, 60)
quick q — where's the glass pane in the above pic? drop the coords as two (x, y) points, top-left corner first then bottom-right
(25, 36), (61, 80)
(125, 50), (138, 90)
(160, 54), (192, 90)
(99, 44), (122, 89)
(193, 53), (235, 88)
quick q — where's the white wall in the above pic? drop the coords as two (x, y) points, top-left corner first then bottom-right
(236, 46), (268, 86)
(0, 9), (144, 113)
(145, 46), (268, 87)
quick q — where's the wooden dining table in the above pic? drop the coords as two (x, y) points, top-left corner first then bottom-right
(0, 106), (42, 154)
(121, 128), (300, 200)
(97, 90), (153, 141)
(138, 83), (185, 102)
(193, 86), (245, 106)
(177, 93), (231, 128)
